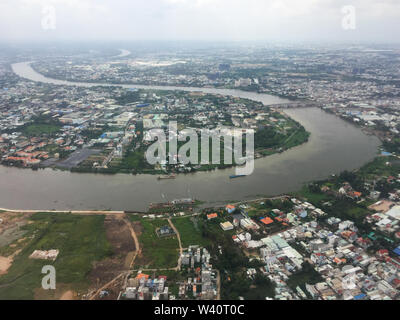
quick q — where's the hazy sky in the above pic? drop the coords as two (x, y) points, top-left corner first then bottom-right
(0, 0), (399, 43)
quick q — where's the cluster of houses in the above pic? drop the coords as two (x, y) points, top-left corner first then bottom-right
(367, 201), (400, 237)
(1, 134), (51, 166)
(292, 218), (400, 300)
(257, 213), (400, 300)
(218, 197), (400, 300)
(0, 81), (143, 169)
(121, 273), (169, 300)
(218, 199), (327, 240)
(121, 246), (217, 300)
(179, 246), (217, 300)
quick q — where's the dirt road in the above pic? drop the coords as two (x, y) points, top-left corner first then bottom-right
(123, 217), (141, 269)
(167, 218), (183, 271)
(89, 214), (140, 300)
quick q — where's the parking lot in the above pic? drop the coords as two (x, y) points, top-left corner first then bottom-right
(56, 148), (101, 169)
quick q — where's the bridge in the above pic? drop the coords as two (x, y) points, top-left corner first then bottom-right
(267, 102), (322, 109)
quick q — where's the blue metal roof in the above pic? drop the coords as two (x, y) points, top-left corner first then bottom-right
(393, 246), (400, 256)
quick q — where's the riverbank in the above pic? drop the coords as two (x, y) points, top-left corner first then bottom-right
(0, 63), (381, 211)
(0, 153), (392, 214)
(6, 61), (311, 176)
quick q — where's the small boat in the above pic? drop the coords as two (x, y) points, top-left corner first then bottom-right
(229, 175), (246, 179)
(157, 174), (176, 180)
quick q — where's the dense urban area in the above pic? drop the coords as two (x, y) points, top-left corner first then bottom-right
(1, 43), (400, 300)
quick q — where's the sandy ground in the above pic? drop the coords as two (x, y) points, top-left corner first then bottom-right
(368, 200), (395, 213)
(0, 256), (12, 275)
(60, 291), (74, 300)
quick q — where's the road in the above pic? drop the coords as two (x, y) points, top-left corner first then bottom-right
(88, 213), (140, 300)
(167, 218), (183, 271)
(216, 269), (221, 300)
(215, 195), (291, 208)
(0, 208), (125, 215)
(124, 217), (141, 269)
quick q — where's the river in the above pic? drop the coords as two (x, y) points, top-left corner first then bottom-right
(0, 62), (381, 211)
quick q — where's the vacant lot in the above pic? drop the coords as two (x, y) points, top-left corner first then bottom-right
(172, 216), (211, 248)
(22, 123), (61, 137)
(88, 216), (135, 298)
(0, 212), (31, 250)
(0, 212), (112, 300)
(57, 148), (101, 169)
(294, 186), (329, 206)
(133, 218), (179, 269)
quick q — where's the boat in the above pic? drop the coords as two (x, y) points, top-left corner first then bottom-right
(157, 174), (176, 180)
(229, 175), (246, 179)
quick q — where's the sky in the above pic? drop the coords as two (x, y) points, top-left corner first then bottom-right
(0, 0), (399, 43)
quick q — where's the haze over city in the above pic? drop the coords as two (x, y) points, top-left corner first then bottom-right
(1, 0), (400, 308)
(0, 0), (399, 43)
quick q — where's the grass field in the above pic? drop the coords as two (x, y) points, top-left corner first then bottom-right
(22, 123), (61, 137)
(135, 218), (179, 269)
(346, 206), (370, 219)
(294, 185), (330, 206)
(172, 217), (211, 248)
(0, 213), (112, 300)
(358, 156), (400, 179)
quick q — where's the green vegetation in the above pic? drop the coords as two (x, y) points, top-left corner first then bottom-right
(283, 127), (310, 149)
(221, 272), (275, 300)
(211, 237), (275, 299)
(120, 149), (151, 171)
(255, 118), (309, 152)
(134, 218), (179, 269)
(358, 156), (400, 179)
(192, 213), (276, 299)
(0, 213), (112, 300)
(287, 262), (323, 298)
(23, 124), (60, 137)
(382, 138), (400, 155)
(115, 90), (142, 105)
(83, 110), (309, 175)
(295, 185), (330, 207)
(172, 217), (211, 248)
(20, 115), (62, 137)
(247, 198), (294, 218)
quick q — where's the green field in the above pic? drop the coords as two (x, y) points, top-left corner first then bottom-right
(22, 123), (61, 137)
(294, 185), (330, 206)
(172, 216), (211, 248)
(134, 218), (179, 269)
(358, 156), (400, 179)
(0, 213), (112, 300)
